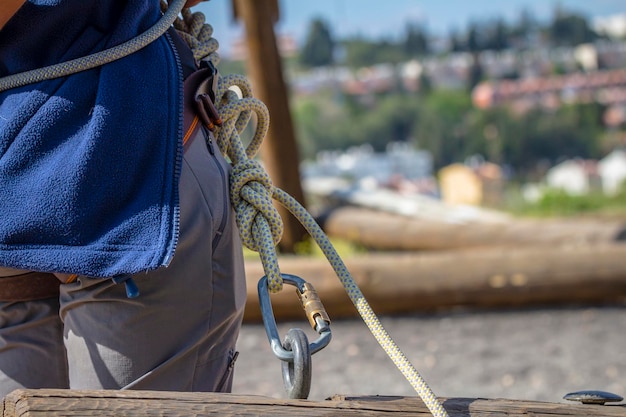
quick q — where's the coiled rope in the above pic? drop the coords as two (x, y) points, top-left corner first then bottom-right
(0, 2), (448, 416)
(0, 0), (187, 93)
(211, 74), (450, 417)
(180, 8), (448, 416)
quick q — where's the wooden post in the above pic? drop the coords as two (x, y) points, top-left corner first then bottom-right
(232, 0), (307, 253)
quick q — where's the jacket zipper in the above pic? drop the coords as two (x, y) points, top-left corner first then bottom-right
(162, 30), (184, 267)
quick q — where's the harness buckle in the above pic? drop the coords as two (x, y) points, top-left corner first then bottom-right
(199, 59), (219, 103)
(195, 59), (222, 131)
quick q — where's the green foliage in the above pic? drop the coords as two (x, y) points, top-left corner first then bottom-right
(292, 5), (603, 74)
(241, 236), (364, 259)
(489, 19), (509, 51)
(548, 8), (598, 47)
(448, 30), (464, 53)
(528, 189), (603, 215)
(467, 58), (484, 91)
(512, 104), (604, 169)
(293, 90), (424, 160)
(403, 23), (430, 57)
(513, 187), (626, 217)
(467, 23), (481, 52)
(287, 7), (607, 177)
(293, 236), (365, 258)
(336, 18), (432, 66)
(336, 6), (599, 62)
(454, 19), (512, 53)
(216, 59), (247, 77)
(299, 18), (335, 68)
(412, 91), (466, 164)
(342, 37), (406, 68)
(293, 85), (606, 178)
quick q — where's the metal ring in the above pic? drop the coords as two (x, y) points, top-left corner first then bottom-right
(281, 328), (312, 399)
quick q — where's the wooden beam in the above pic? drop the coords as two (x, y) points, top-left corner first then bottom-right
(3, 390), (625, 416)
(243, 244), (626, 322)
(320, 207), (626, 251)
(232, 0), (307, 252)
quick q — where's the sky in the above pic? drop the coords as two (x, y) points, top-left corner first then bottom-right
(194, 0), (626, 57)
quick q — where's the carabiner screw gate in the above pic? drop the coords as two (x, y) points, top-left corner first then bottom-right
(258, 274), (332, 399)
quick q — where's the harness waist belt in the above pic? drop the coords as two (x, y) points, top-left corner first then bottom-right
(0, 273), (61, 302)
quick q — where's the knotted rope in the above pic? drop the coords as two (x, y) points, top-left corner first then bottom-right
(210, 73), (448, 413)
(0, 3), (448, 415)
(174, 7), (449, 417)
(0, 0), (187, 92)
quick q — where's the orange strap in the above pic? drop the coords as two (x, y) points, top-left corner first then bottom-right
(183, 115), (199, 147)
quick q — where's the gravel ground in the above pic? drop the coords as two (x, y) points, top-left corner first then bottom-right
(231, 304), (626, 405)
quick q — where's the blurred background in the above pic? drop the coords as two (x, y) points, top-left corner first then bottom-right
(194, 0), (626, 405)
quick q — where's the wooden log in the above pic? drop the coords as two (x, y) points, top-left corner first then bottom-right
(2, 390), (625, 416)
(320, 207), (626, 251)
(243, 244), (626, 322)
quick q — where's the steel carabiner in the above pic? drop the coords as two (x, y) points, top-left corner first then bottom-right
(258, 274), (332, 399)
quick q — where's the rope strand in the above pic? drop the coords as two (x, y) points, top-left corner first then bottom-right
(0, 0), (187, 92)
(191, 10), (449, 417)
(0, 3), (449, 415)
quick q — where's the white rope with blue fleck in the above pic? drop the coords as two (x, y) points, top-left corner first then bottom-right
(182, 10), (449, 417)
(0, 3), (448, 415)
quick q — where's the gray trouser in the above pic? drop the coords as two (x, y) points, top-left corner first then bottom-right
(0, 127), (246, 397)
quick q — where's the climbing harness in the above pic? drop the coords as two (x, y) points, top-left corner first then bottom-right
(258, 273), (332, 399)
(0, 2), (448, 416)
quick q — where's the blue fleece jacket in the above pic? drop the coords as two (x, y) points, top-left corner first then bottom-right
(0, 0), (183, 277)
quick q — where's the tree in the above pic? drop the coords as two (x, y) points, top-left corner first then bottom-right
(467, 58), (484, 92)
(511, 8), (538, 45)
(548, 9), (597, 46)
(403, 23), (429, 57)
(342, 37), (375, 68)
(412, 90), (473, 168)
(299, 18), (335, 68)
(448, 29), (464, 52)
(467, 22), (481, 53)
(341, 36), (405, 68)
(488, 19), (509, 51)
